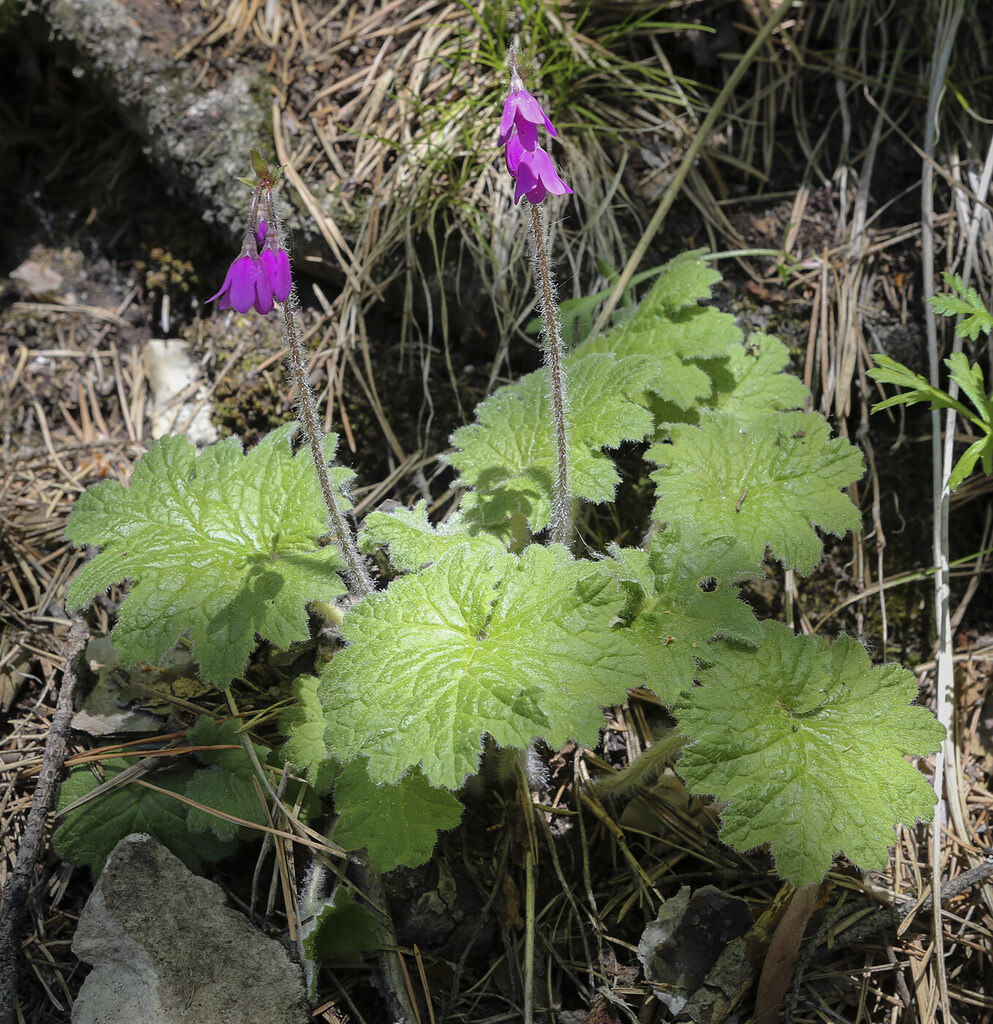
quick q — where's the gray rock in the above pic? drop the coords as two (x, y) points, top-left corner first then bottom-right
(71, 833), (308, 1024)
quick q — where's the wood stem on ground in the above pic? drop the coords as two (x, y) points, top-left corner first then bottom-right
(0, 618), (88, 1024)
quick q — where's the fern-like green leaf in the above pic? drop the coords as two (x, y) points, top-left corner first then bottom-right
(930, 271), (993, 340)
(320, 543), (646, 789)
(65, 424), (348, 687)
(649, 411), (863, 574)
(333, 762), (464, 871)
(867, 355), (974, 419)
(675, 622), (945, 885)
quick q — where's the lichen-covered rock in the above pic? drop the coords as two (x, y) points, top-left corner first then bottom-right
(37, 0), (270, 240)
(71, 833), (309, 1024)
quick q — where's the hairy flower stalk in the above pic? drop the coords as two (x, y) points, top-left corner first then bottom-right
(529, 206), (570, 544)
(211, 156), (373, 596)
(500, 63), (573, 543)
(281, 300), (374, 596)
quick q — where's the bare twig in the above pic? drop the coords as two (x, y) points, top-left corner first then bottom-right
(0, 617), (88, 1024)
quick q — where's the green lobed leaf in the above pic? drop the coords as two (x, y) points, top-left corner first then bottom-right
(320, 543), (648, 789)
(277, 675), (341, 794)
(302, 886), (381, 966)
(333, 762), (464, 871)
(649, 411), (863, 574)
(449, 355), (654, 535)
(54, 758), (238, 874)
(361, 501), (507, 570)
(184, 718), (271, 841)
(576, 250), (742, 410)
(675, 622), (945, 886)
(651, 333), (810, 429)
(65, 423), (348, 687)
(605, 528), (760, 704)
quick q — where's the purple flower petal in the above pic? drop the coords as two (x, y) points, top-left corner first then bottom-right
(255, 219), (268, 247)
(513, 144), (572, 205)
(261, 248), (292, 303)
(515, 116), (539, 152)
(505, 134), (525, 175)
(513, 149), (540, 204)
(498, 88), (557, 149)
(238, 257), (269, 313)
(498, 97), (517, 147)
(208, 254), (276, 314)
(253, 260), (274, 315)
(530, 147), (572, 197)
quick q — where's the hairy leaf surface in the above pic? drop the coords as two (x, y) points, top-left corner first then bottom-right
(278, 675), (340, 794)
(65, 423), (348, 687)
(650, 411), (863, 574)
(675, 622), (944, 885)
(54, 759), (237, 874)
(652, 333), (810, 428)
(321, 544), (645, 788)
(449, 355), (653, 533)
(333, 762), (464, 871)
(606, 529), (760, 703)
(578, 250), (742, 409)
(361, 501), (506, 570)
(184, 718), (271, 841)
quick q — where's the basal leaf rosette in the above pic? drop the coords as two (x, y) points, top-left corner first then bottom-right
(649, 411), (863, 574)
(320, 542), (647, 789)
(675, 622), (945, 885)
(65, 423), (348, 687)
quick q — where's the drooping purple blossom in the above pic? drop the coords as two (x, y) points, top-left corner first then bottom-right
(498, 71), (558, 151)
(499, 68), (569, 206)
(260, 246), (292, 303)
(511, 143), (573, 206)
(208, 253), (274, 315)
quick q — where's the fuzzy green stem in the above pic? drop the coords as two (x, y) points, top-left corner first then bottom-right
(282, 301), (374, 597)
(529, 203), (571, 545)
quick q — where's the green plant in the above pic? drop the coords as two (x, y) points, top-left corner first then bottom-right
(868, 272), (993, 490)
(64, 241), (943, 887)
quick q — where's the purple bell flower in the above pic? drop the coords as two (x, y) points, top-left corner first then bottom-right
(510, 141), (573, 206)
(495, 71), (556, 150)
(498, 71), (558, 151)
(208, 253), (274, 315)
(260, 247), (292, 303)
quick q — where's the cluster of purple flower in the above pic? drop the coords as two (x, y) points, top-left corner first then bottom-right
(499, 69), (572, 205)
(208, 219), (293, 315)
